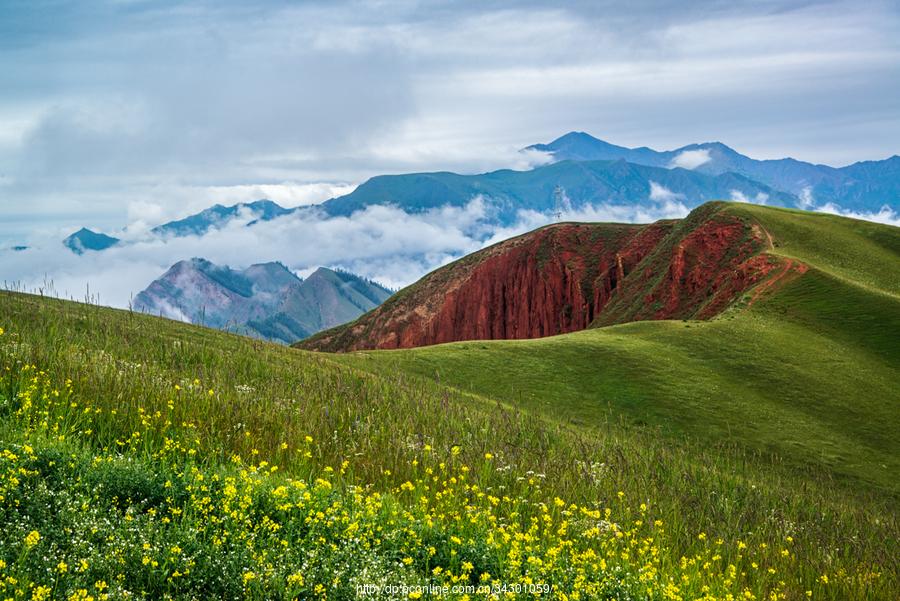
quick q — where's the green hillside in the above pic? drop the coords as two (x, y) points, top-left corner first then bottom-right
(331, 203), (900, 494)
(1, 290), (896, 600)
(0, 204), (897, 599)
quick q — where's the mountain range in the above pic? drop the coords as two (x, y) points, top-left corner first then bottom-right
(322, 132), (897, 217)
(62, 200), (293, 253)
(133, 259), (392, 344)
(317, 158), (795, 221)
(527, 132), (900, 211)
(62, 158), (795, 253)
(62, 132), (898, 253)
(150, 199), (292, 237)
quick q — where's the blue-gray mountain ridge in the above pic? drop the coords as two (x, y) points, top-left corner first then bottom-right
(133, 259), (393, 344)
(64, 132), (898, 251)
(63, 200), (290, 253)
(527, 132), (899, 212)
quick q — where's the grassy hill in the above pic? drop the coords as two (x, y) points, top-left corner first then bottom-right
(329, 203), (900, 494)
(303, 201), (879, 353)
(0, 203), (897, 599)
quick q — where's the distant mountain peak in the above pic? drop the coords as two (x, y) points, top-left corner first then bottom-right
(246, 260), (294, 274)
(555, 131), (602, 142)
(150, 200), (293, 238)
(176, 257), (213, 271)
(525, 132), (631, 162)
(245, 199), (281, 209)
(63, 228), (120, 254)
(524, 132), (898, 211)
(134, 259), (392, 344)
(308, 265), (334, 277)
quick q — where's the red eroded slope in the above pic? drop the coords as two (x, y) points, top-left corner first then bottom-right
(415, 221), (673, 347)
(299, 203), (806, 351)
(593, 210), (803, 325)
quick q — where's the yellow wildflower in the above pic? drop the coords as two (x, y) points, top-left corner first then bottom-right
(24, 530), (40, 548)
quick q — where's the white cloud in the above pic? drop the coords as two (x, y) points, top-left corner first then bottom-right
(0, 196), (694, 309)
(730, 190), (769, 205)
(729, 190), (747, 203)
(7, 191), (896, 319)
(669, 149), (712, 170)
(798, 186), (815, 209)
(150, 299), (191, 323)
(125, 200), (169, 230)
(109, 182), (357, 237)
(814, 203), (900, 227)
(481, 199), (691, 248)
(649, 181), (685, 202)
(0, 199), (487, 306)
(4, 0), (899, 233)
(790, 186), (898, 227)
(200, 182), (357, 208)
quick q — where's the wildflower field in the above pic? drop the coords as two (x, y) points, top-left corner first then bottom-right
(0, 291), (897, 600)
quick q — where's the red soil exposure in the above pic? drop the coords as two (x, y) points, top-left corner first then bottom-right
(592, 223), (677, 313)
(621, 217), (774, 322)
(317, 222), (673, 351)
(300, 206), (807, 352)
(417, 222), (673, 346)
(744, 258), (808, 309)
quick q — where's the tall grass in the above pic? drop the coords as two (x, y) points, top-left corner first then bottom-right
(0, 290), (897, 599)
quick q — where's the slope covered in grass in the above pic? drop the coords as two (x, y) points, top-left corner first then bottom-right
(728, 203), (900, 296)
(0, 289), (897, 599)
(330, 204), (900, 494)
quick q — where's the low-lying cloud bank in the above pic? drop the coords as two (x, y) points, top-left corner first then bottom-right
(815, 203), (900, 227)
(124, 182), (358, 230)
(1, 197), (691, 308)
(794, 187), (900, 227)
(2, 196), (896, 311)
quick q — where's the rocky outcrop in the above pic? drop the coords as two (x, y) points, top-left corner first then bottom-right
(300, 202), (805, 352)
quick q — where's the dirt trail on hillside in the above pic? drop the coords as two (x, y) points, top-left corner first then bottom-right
(745, 222), (808, 308)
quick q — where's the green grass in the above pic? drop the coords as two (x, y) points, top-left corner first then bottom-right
(0, 204), (897, 599)
(341, 288), (900, 493)
(10, 366), (737, 601)
(729, 203), (900, 296)
(329, 204), (900, 495)
(335, 269), (899, 494)
(0, 286), (897, 599)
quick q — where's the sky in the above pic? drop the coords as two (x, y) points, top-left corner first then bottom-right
(1, 0), (899, 304)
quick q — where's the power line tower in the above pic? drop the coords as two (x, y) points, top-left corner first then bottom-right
(553, 185), (565, 221)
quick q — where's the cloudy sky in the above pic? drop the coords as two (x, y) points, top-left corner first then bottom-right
(1, 0), (898, 303)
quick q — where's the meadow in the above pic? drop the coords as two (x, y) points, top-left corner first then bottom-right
(0, 285), (897, 599)
(337, 268), (899, 494)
